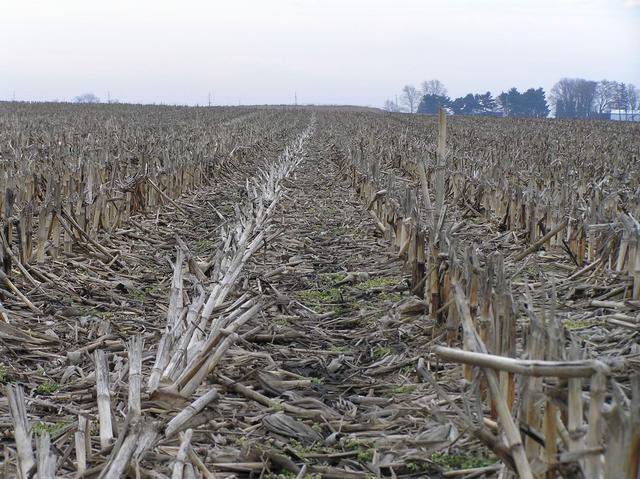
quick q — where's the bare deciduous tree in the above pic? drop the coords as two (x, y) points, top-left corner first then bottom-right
(383, 99), (399, 112)
(401, 85), (419, 113)
(421, 79), (447, 98)
(558, 79), (638, 117)
(550, 78), (597, 118)
(594, 80), (618, 114)
(627, 84), (639, 111)
(74, 93), (100, 104)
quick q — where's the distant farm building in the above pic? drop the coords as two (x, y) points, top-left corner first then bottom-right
(609, 109), (640, 121)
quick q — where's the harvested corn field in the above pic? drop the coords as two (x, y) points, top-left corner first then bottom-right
(0, 103), (639, 479)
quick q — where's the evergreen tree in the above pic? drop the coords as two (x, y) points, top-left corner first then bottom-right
(507, 88), (523, 116)
(497, 91), (509, 116)
(615, 82), (630, 110)
(477, 92), (498, 115)
(497, 87), (549, 118)
(417, 94), (450, 114)
(450, 93), (479, 115)
(521, 88), (550, 117)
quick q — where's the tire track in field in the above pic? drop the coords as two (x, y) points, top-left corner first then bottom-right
(224, 132), (451, 477)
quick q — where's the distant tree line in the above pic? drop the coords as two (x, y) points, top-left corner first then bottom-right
(550, 78), (638, 119)
(74, 93), (100, 104)
(73, 93), (120, 104)
(385, 78), (638, 119)
(385, 80), (549, 118)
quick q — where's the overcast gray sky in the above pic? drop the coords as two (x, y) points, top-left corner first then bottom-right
(1, 0), (638, 106)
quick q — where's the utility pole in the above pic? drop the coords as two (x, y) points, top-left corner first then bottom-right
(107, 91), (111, 104)
(294, 91), (297, 106)
(208, 91), (211, 107)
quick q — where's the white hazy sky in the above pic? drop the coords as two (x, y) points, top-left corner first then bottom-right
(1, 0), (638, 106)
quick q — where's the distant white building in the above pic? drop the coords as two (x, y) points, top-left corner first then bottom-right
(610, 109), (640, 121)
